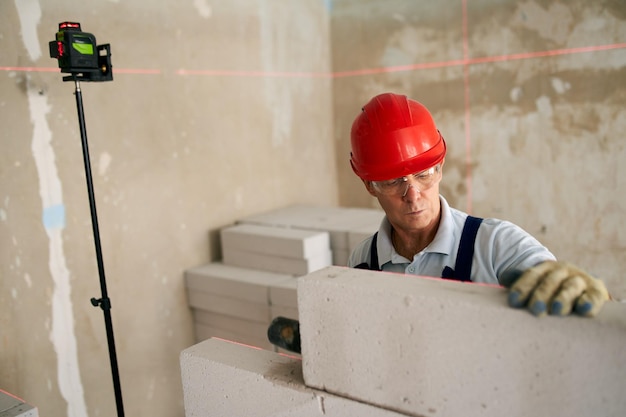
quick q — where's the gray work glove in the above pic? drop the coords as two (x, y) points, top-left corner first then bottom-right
(505, 261), (610, 317)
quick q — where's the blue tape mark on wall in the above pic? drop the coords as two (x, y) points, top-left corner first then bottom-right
(43, 204), (66, 229)
(324, 0), (333, 12)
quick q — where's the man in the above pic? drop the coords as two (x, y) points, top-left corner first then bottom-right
(348, 92), (609, 317)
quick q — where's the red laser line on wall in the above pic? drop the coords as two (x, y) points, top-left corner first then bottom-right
(0, 66), (161, 74)
(329, 42), (626, 78)
(2, 43), (623, 77)
(0, 66), (60, 72)
(462, 0), (472, 214)
(176, 69), (328, 78)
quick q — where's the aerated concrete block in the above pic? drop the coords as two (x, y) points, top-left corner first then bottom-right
(239, 205), (384, 252)
(270, 305), (299, 321)
(192, 309), (269, 340)
(180, 338), (407, 417)
(348, 222), (380, 253)
(269, 278), (299, 324)
(0, 391), (38, 417)
(223, 247), (333, 276)
(187, 292), (269, 322)
(193, 323), (273, 350)
(332, 248), (350, 267)
(298, 266), (626, 417)
(185, 262), (291, 304)
(221, 223), (330, 259)
(269, 277), (298, 309)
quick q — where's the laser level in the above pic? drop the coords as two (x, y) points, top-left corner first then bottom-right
(49, 22), (113, 82)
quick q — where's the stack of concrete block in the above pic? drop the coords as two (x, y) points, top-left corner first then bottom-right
(181, 265), (626, 416)
(185, 205), (383, 351)
(185, 262), (293, 350)
(269, 277), (299, 321)
(238, 205), (384, 266)
(220, 223), (332, 276)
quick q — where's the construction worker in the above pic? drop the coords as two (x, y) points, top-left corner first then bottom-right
(348, 92), (609, 317)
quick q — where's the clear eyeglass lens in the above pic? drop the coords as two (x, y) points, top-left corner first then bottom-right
(372, 164), (441, 196)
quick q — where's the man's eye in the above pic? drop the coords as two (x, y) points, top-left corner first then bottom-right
(385, 179), (402, 187)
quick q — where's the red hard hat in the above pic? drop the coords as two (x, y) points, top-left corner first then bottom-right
(350, 93), (447, 181)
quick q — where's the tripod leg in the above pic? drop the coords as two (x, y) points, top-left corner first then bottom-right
(74, 79), (125, 417)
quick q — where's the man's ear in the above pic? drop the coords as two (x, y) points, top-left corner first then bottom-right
(363, 180), (377, 197)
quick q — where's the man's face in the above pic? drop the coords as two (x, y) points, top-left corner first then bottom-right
(365, 162), (443, 235)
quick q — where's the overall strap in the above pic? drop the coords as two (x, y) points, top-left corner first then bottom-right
(357, 215), (483, 278)
(441, 215), (483, 282)
(354, 232), (380, 271)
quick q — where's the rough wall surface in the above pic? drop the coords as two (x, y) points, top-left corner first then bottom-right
(332, 0), (626, 300)
(0, 1), (332, 416)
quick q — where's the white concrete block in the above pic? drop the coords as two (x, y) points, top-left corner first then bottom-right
(332, 248), (350, 266)
(0, 391), (38, 417)
(187, 291), (269, 322)
(223, 247), (332, 276)
(221, 223), (330, 259)
(238, 205), (329, 227)
(348, 222), (380, 253)
(270, 305), (299, 321)
(239, 205), (384, 251)
(180, 338), (407, 417)
(269, 277), (298, 308)
(192, 309), (269, 340)
(193, 323), (273, 350)
(320, 207), (384, 250)
(185, 262), (290, 303)
(298, 266), (626, 417)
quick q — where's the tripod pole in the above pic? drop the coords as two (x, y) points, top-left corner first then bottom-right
(73, 79), (125, 417)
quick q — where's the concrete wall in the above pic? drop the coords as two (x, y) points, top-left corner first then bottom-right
(331, 0), (626, 298)
(2, 1), (625, 416)
(0, 1), (332, 416)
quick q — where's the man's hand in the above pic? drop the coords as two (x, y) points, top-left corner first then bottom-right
(506, 261), (610, 317)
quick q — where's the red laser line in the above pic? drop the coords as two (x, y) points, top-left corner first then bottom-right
(3, 43), (622, 77)
(462, 0), (473, 214)
(0, 388), (27, 403)
(211, 337), (261, 349)
(176, 68), (329, 78)
(211, 336), (302, 360)
(114, 68), (161, 74)
(0, 66), (59, 72)
(174, 42), (625, 79)
(0, 66), (161, 75)
(332, 42), (626, 78)
(470, 42), (626, 65)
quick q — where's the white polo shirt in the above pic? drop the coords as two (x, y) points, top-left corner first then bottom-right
(348, 196), (556, 284)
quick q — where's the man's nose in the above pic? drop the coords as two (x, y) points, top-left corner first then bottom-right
(401, 178), (422, 198)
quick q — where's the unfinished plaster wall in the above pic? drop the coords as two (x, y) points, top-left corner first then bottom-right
(0, 1), (332, 416)
(331, 0), (626, 300)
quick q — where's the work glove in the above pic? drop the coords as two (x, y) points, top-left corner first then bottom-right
(504, 260), (610, 317)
